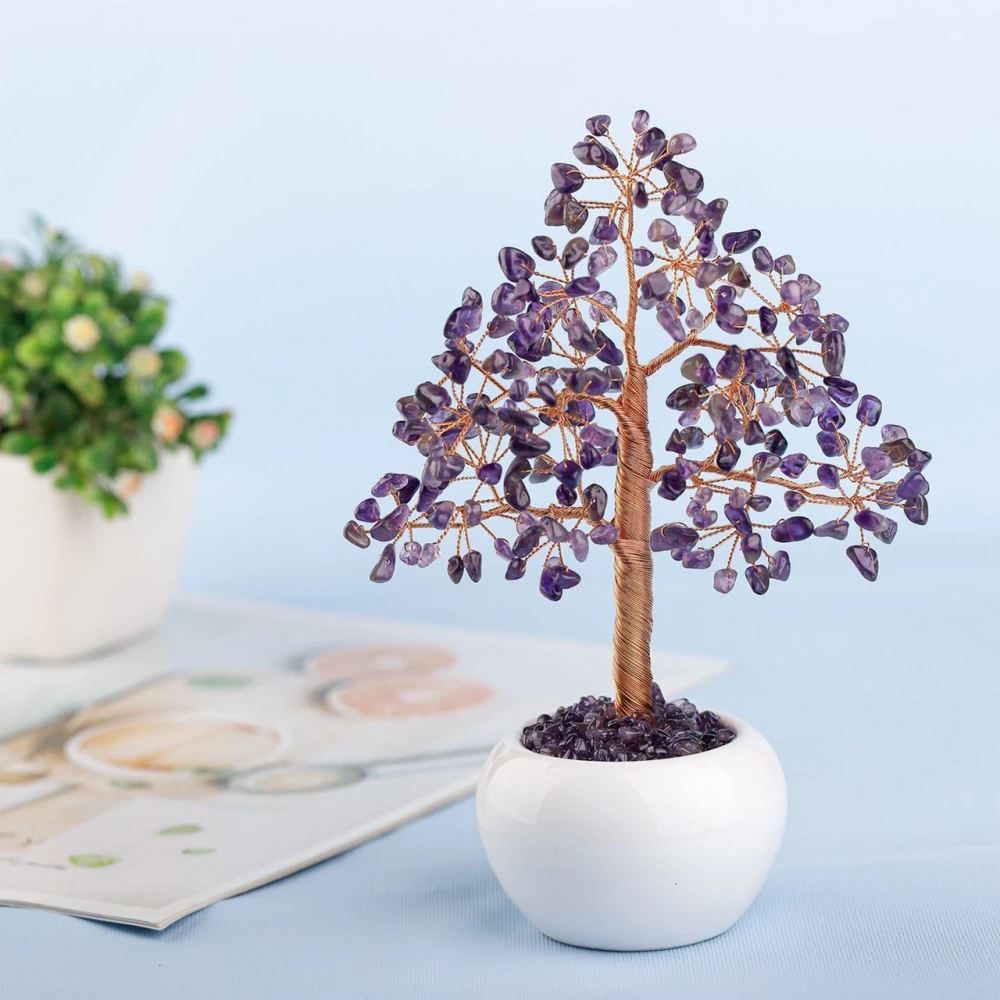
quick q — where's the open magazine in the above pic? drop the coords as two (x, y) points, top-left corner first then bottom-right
(0, 596), (727, 929)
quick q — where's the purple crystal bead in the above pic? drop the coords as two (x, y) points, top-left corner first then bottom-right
(785, 397), (812, 428)
(817, 464), (840, 489)
(846, 544), (878, 582)
(590, 523), (619, 545)
(417, 542), (439, 568)
(446, 554), (464, 584)
(854, 509), (891, 533)
(713, 567), (737, 594)
(895, 471), (929, 499)
(370, 504), (409, 542)
(856, 394), (882, 426)
(588, 246), (618, 277)
(741, 532), (763, 564)
(716, 440), (741, 472)
(648, 218), (678, 245)
(667, 133), (696, 155)
(540, 515), (570, 543)
(531, 235), (557, 260)
(583, 483), (608, 521)
(550, 163), (584, 195)
(771, 516), (814, 542)
(764, 430), (788, 455)
(463, 550), (483, 583)
(704, 198), (727, 229)
(354, 498), (380, 523)
(573, 139), (618, 170)
(585, 114), (611, 136)
(344, 520), (370, 549)
(752, 452), (781, 480)
(505, 558), (526, 581)
(768, 550), (791, 582)
(758, 403), (783, 427)
(682, 548), (714, 569)
(721, 229), (760, 254)
(498, 247), (536, 282)
(822, 331), (846, 376)
(723, 504), (752, 536)
(752, 246), (774, 273)
(861, 447), (893, 480)
(590, 216), (619, 245)
(814, 519), (849, 540)
(426, 501), (455, 530)
(565, 276), (600, 297)
(904, 494), (929, 525)
(745, 564), (770, 595)
(651, 522), (698, 552)
(658, 468), (686, 501)
(779, 453), (808, 478)
(369, 544), (395, 583)
(538, 565), (563, 602)
(784, 490), (807, 511)
(478, 462), (502, 485)
(824, 377), (858, 406)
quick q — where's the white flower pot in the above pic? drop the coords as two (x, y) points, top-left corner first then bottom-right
(0, 450), (198, 661)
(476, 712), (786, 951)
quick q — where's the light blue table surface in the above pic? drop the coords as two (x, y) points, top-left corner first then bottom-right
(1, 561), (997, 1000)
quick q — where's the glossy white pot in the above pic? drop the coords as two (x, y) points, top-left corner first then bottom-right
(0, 451), (198, 661)
(477, 712), (786, 951)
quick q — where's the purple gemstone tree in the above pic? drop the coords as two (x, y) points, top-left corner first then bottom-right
(345, 110), (930, 719)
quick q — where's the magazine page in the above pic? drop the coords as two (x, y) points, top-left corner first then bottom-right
(0, 599), (727, 928)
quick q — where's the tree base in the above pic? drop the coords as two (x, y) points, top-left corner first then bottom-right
(520, 685), (735, 761)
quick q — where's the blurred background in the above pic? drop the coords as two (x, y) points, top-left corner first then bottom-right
(1, 0), (994, 657)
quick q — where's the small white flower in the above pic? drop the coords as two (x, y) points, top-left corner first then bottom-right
(20, 273), (47, 298)
(152, 405), (184, 443)
(63, 314), (101, 352)
(0, 386), (14, 419)
(127, 346), (162, 379)
(131, 271), (151, 293)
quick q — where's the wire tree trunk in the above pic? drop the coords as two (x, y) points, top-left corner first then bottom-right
(609, 196), (656, 718)
(611, 368), (655, 717)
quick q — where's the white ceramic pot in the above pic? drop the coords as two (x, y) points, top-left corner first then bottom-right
(0, 450), (198, 661)
(476, 712), (786, 951)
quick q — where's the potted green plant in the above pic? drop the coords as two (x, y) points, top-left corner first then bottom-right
(0, 222), (230, 660)
(344, 109), (931, 950)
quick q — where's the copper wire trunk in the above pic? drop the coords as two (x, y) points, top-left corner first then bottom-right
(611, 368), (655, 718)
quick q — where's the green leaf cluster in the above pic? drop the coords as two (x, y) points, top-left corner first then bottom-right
(0, 221), (231, 516)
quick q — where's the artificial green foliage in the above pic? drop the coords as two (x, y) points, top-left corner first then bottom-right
(0, 221), (230, 516)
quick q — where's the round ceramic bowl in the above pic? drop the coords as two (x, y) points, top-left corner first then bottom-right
(476, 712), (786, 951)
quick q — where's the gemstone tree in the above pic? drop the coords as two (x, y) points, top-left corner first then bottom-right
(345, 110), (930, 719)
